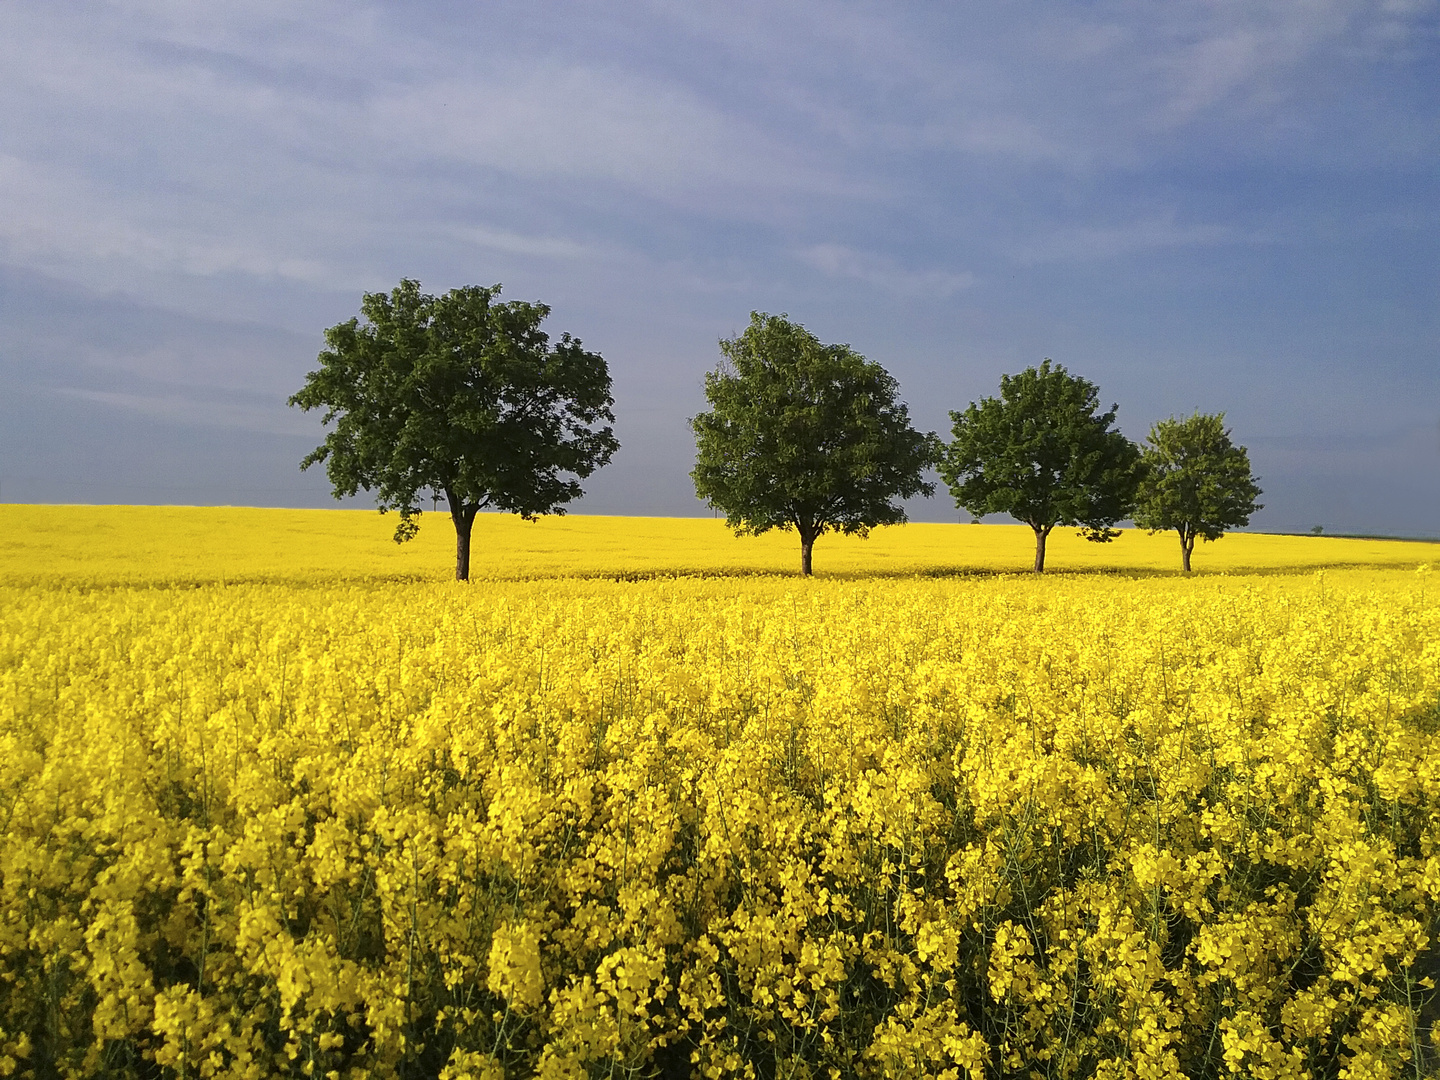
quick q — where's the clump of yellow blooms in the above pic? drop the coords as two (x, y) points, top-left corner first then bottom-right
(1, 508), (1438, 1078)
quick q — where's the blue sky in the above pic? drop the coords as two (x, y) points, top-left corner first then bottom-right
(2, 1), (1437, 534)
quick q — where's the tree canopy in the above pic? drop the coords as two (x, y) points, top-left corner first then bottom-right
(690, 312), (935, 575)
(940, 360), (1141, 572)
(1133, 412), (1262, 572)
(289, 279), (618, 580)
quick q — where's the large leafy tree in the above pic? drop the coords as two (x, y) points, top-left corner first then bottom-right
(940, 360), (1141, 573)
(1133, 412), (1262, 572)
(690, 312), (936, 576)
(289, 279), (618, 581)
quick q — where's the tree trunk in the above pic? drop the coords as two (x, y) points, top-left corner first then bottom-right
(799, 533), (815, 576)
(454, 517), (473, 581)
(1180, 530), (1195, 573)
(1032, 524), (1052, 573)
(448, 491), (480, 582)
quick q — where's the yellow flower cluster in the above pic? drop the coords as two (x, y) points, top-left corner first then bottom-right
(1, 510), (1438, 1078)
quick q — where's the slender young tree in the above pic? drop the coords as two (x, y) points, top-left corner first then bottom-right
(940, 360), (1141, 572)
(1133, 412), (1262, 572)
(289, 279), (618, 581)
(691, 312), (936, 575)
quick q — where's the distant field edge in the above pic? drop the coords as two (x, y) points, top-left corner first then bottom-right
(0, 504), (1435, 584)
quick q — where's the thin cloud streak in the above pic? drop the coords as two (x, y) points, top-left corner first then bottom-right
(47, 386), (314, 436)
(461, 227), (604, 263)
(368, 66), (859, 207)
(798, 245), (976, 298)
(0, 154), (356, 291)
(1007, 216), (1275, 265)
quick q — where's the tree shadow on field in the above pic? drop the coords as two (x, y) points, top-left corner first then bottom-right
(10, 559), (1429, 592)
(535, 561), (1432, 585)
(3, 572), (438, 590)
(558, 564), (1011, 584)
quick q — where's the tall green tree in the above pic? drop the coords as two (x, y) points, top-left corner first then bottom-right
(289, 279), (618, 581)
(690, 312), (936, 576)
(940, 360), (1141, 572)
(1133, 412), (1262, 572)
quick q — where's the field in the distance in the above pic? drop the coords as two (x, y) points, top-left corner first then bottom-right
(0, 503), (1434, 584)
(2, 505), (1437, 1079)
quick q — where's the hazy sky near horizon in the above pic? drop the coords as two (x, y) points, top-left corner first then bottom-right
(2, 0), (1437, 535)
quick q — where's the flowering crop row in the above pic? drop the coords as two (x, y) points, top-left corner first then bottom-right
(3, 505), (1434, 587)
(2, 568), (1438, 1078)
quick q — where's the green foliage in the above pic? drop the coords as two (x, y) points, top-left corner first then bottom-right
(690, 313), (936, 574)
(940, 361), (1141, 569)
(289, 279), (617, 576)
(1133, 412), (1262, 570)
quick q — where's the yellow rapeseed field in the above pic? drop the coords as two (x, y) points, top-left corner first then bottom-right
(0, 504), (1433, 585)
(1, 506), (1437, 1079)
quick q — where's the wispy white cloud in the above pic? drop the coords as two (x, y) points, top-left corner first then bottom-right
(367, 64), (856, 207)
(1007, 215), (1273, 265)
(797, 244), (975, 298)
(47, 386), (311, 435)
(1143, 8), (1342, 126)
(461, 226), (601, 262)
(0, 154), (348, 288)
(1134, 0), (1439, 127)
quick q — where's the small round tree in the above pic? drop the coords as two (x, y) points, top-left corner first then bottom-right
(289, 279), (618, 581)
(690, 312), (936, 576)
(940, 360), (1141, 573)
(1133, 412), (1262, 572)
